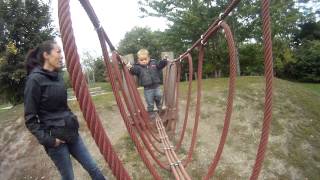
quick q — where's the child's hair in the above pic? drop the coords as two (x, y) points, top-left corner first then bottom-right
(25, 40), (56, 74)
(137, 49), (149, 59)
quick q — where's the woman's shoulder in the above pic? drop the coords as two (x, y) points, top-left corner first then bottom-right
(27, 69), (44, 80)
(26, 68), (49, 85)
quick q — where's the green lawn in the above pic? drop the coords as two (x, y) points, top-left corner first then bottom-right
(298, 82), (320, 95)
(1, 76), (320, 179)
(0, 103), (12, 110)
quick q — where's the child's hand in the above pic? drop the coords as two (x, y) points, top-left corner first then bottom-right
(126, 62), (133, 69)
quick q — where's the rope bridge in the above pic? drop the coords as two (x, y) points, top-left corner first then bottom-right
(58, 0), (273, 179)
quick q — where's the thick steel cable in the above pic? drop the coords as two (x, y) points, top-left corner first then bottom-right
(58, 1), (130, 179)
(59, 0), (273, 179)
(175, 0), (241, 61)
(180, 25), (221, 169)
(115, 54), (195, 174)
(72, 0), (163, 178)
(77, 0), (115, 51)
(155, 116), (189, 180)
(203, 21), (237, 180)
(116, 56), (168, 155)
(110, 54), (173, 170)
(110, 54), (168, 164)
(163, 43), (206, 171)
(156, 115), (191, 180)
(122, 64), (163, 144)
(250, 0), (274, 179)
(99, 33), (162, 179)
(115, 53), (163, 144)
(175, 54), (193, 151)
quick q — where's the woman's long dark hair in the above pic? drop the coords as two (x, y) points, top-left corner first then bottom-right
(25, 40), (57, 74)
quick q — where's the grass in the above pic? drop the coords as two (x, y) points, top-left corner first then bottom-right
(89, 82), (112, 91)
(1, 76), (320, 179)
(271, 79), (320, 179)
(297, 82), (320, 95)
(0, 103), (12, 110)
(0, 104), (23, 122)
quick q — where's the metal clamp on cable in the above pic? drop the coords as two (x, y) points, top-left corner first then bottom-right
(160, 136), (167, 140)
(95, 23), (102, 31)
(163, 135), (168, 139)
(200, 34), (207, 46)
(179, 55), (183, 62)
(170, 163), (175, 167)
(218, 13), (224, 20)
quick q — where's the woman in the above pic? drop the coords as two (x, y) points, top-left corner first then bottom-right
(24, 40), (106, 180)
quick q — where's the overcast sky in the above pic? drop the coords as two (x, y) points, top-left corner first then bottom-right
(50, 0), (169, 57)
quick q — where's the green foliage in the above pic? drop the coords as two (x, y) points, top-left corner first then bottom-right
(93, 57), (107, 82)
(0, 0), (55, 105)
(138, 0), (309, 78)
(283, 21), (320, 82)
(294, 21), (320, 44)
(292, 40), (320, 82)
(239, 43), (264, 75)
(118, 27), (165, 60)
(81, 51), (107, 83)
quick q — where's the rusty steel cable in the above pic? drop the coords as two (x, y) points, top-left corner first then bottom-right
(203, 21), (237, 180)
(58, 0), (130, 179)
(75, 0), (163, 178)
(155, 115), (191, 180)
(175, 54), (193, 151)
(58, 0), (273, 179)
(110, 54), (173, 170)
(250, 0), (274, 179)
(174, 0), (241, 61)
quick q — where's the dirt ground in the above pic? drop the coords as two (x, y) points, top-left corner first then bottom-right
(1, 77), (319, 179)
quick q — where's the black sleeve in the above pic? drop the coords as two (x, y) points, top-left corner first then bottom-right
(157, 59), (168, 69)
(129, 65), (140, 75)
(24, 77), (55, 147)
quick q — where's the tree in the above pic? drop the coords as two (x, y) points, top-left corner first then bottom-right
(118, 27), (166, 60)
(238, 43), (264, 75)
(138, 0), (309, 78)
(0, 0), (55, 104)
(139, 0), (232, 77)
(284, 21), (320, 82)
(81, 52), (107, 83)
(93, 57), (107, 82)
(293, 40), (320, 82)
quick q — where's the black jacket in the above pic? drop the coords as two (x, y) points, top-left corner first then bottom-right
(24, 67), (77, 147)
(130, 59), (168, 89)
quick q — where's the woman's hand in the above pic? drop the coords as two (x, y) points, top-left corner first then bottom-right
(54, 138), (66, 147)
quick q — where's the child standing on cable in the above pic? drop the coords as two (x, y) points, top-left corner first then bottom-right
(127, 49), (168, 118)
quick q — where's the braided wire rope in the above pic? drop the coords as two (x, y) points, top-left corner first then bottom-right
(58, 0), (273, 179)
(250, 0), (274, 179)
(58, 0), (130, 179)
(203, 21), (237, 180)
